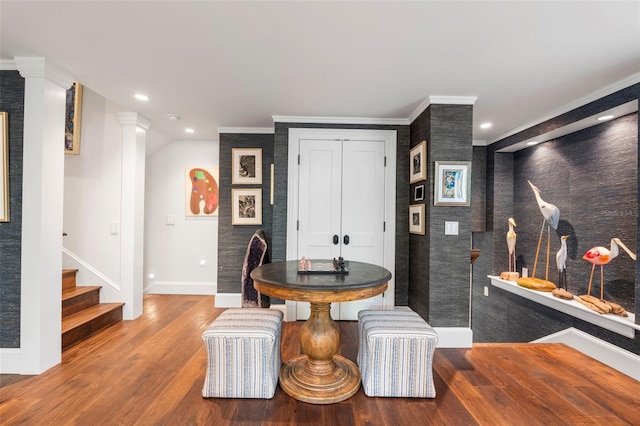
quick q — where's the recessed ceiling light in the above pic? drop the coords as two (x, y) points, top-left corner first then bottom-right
(526, 141), (539, 146)
(480, 122), (492, 129)
(185, 128), (195, 134)
(597, 115), (615, 121)
(134, 93), (149, 101)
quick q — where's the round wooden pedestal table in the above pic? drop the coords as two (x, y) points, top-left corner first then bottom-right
(251, 260), (391, 404)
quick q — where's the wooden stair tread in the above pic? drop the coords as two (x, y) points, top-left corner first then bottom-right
(62, 303), (125, 334)
(62, 285), (102, 301)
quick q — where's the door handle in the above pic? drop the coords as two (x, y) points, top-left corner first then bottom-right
(333, 235), (339, 245)
(343, 235), (350, 245)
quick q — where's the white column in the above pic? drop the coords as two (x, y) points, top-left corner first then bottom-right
(117, 112), (149, 319)
(16, 57), (74, 374)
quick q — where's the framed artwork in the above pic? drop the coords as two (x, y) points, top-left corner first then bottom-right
(64, 81), (83, 155)
(232, 188), (262, 225)
(409, 140), (427, 184)
(232, 148), (262, 184)
(185, 167), (219, 217)
(409, 204), (425, 235)
(414, 184), (425, 202)
(434, 161), (471, 206)
(1, 112), (8, 222)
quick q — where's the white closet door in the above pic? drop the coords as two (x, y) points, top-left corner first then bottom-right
(296, 138), (386, 320)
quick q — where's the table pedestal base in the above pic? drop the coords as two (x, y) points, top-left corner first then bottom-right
(279, 354), (361, 404)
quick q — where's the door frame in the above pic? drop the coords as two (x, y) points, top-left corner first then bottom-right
(285, 128), (397, 320)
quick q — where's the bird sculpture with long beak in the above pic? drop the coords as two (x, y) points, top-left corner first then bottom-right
(517, 181), (560, 291)
(506, 218), (517, 273)
(583, 238), (637, 300)
(555, 235), (570, 290)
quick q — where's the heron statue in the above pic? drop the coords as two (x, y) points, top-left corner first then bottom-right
(528, 180), (559, 282)
(555, 235), (570, 290)
(583, 238), (637, 300)
(517, 181), (560, 291)
(506, 218), (517, 273)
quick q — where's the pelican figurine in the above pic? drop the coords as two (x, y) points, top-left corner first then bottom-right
(528, 180), (560, 282)
(555, 235), (570, 290)
(583, 238), (637, 300)
(506, 218), (517, 273)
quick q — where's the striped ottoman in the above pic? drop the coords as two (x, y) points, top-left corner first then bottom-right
(202, 308), (283, 399)
(357, 308), (438, 398)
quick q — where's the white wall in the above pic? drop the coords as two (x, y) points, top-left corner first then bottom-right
(144, 139), (219, 294)
(63, 87), (123, 300)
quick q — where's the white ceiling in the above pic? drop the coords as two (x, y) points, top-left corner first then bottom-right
(1, 1), (639, 154)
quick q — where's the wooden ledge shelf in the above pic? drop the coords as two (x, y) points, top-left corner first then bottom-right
(488, 275), (639, 338)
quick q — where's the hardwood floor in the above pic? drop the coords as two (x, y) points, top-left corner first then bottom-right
(1, 295), (638, 425)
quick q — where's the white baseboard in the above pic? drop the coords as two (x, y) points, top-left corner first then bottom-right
(214, 293), (241, 307)
(534, 327), (640, 381)
(0, 348), (21, 374)
(145, 281), (216, 295)
(433, 327), (473, 348)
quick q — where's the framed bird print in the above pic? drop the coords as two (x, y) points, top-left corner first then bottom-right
(434, 161), (471, 206)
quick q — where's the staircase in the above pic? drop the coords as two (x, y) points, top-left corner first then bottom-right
(61, 269), (124, 351)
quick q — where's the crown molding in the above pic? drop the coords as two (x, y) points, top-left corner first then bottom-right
(0, 60), (18, 71)
(14, 57), (74, 89)
(408, 96), (478, 124)
(217, 127), (274, 134)
(117, 112), (151, 130)
(428, 96), (478, 105)
(272, 115), (409, 126)
(489, 72), (640, 144)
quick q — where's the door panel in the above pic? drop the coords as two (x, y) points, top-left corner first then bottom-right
(339, 140), (386, 319)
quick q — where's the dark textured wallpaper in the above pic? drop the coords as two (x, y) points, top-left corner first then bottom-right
(0, 71), (25, 348)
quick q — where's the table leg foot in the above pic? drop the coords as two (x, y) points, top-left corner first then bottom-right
(279, 354), (361, 404)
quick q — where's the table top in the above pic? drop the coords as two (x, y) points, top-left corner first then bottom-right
(251, 260), (392, 303)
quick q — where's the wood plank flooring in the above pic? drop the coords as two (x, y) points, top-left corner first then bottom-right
(1, 294), (639, 425)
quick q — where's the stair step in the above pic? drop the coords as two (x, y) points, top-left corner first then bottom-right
(62, 269), (78, 291)
(62, 286), (102, 319)
(62, 303), (124, 352)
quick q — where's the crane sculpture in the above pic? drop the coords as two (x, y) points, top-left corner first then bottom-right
(583, 238), (637, 300)
(506, 218), (517, 273)
(555, 235), (570, 290)
(517, 181), (559, 291)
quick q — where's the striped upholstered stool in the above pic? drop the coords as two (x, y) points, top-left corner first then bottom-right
(202, 308), (283, 399)
(357, 308), (438, 398)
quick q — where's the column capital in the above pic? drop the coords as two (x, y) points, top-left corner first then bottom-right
(117, 112), (150, 131)
(14, 57), (75, 89)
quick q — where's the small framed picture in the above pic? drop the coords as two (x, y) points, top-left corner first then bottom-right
(434, 161), (471, 206)
(232, 188), (262, 225)
(414, 184), (425, 202)
(232, 148), (262, 185)
(409, 141), (427, 184)
(409, 204), (425, 235)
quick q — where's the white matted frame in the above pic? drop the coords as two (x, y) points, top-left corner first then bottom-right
(232, 188), (262, 225)
(232, 148), (262, 184)
(0, 112), (8, 222)
(414, 184), (424, 202)
(434, 161), (471, 206)
(409, 140), (427, 184)
(409, 204), (425, 235)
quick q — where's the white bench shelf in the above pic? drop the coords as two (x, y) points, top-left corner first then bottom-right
(488, 275), (639, 338)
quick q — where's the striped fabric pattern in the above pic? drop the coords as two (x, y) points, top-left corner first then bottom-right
(358, 309), (438, 398)
(202, 308), (283, 399)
